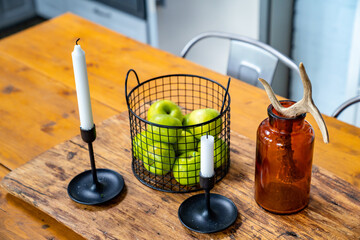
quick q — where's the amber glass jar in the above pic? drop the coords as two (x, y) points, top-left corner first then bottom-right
(255, 100), (315, 214)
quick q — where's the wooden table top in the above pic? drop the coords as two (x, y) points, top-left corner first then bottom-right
(0, 13), (359, 239)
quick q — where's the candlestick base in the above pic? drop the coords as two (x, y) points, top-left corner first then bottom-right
(68, 169), (124, 205)
(178, 193), (237, 233)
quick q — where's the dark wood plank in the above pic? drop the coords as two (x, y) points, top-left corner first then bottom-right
(1, 112), (359, 240)
(0, 166), (84, 240)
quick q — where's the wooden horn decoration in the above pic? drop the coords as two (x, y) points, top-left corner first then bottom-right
(258, 62), (329, 144)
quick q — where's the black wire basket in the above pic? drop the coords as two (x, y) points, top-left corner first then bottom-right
(125, 70), (231, 193)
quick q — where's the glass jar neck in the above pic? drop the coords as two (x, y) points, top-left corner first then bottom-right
(268, 101), (306, 133)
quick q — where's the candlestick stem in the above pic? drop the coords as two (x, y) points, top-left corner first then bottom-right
(88, 142), (100, 187)
(201, 174), (214, 214)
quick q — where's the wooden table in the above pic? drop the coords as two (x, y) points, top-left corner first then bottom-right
(0, 13), (359, 239)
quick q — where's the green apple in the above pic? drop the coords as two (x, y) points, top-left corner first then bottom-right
(133, 131), (175, 175)
(132, 131), (150, 159)
(174, 130), (198, 155)
(143, 141), (175, 175)
(188, 108), (222, 139)
(182, 113), (191, 126)
(173, 151), (201, 185)
(147, 99), (184, 122)
(147, 114), (182, 143)
(198, 137), (228, 168)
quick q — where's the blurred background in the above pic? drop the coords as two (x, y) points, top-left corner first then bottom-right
(0, 0), (359, 127)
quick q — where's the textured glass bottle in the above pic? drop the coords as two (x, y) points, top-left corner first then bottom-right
(255, 100), (315, 214)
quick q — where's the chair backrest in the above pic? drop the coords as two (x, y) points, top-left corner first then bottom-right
(181, 31), (299, 87)
(227, 41), (278, 87)
(331, 96), (360, 118)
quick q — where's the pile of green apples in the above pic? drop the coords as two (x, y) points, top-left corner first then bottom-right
(132, 100), (228, 186)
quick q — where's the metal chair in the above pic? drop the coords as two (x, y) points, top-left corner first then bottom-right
(331, 96), (360, 118)
(181, 31), (299, 88)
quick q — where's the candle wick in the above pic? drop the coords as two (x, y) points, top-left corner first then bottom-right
(206, 133), (208, 139)
(76, 38), (80, 45)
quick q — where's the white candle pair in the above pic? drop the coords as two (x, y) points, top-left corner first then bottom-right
(71, 40), (216, 177)
(72, 39), (94, 130)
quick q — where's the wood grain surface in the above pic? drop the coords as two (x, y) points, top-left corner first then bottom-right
(0, 52), (119, 171)
(0, 165), (85, 240)
(1, 112), (359, 240)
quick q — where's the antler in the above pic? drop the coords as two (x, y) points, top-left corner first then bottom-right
(258, 62), (329, 144)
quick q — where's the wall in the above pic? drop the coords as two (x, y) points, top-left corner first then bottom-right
(157, 0), (260, 75)
(291, 0), (359, 126)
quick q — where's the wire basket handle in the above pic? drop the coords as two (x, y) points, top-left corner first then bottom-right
(220, 77), (231, 114)
(125, 69), (141, 107)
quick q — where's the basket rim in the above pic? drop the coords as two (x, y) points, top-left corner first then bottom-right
(126, 73), (231, 129)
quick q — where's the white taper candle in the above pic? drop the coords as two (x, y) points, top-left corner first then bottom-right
(200, 135), (215, 177)
(72, 40), (94, 130)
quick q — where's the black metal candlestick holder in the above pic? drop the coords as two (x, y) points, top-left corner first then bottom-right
(67, 125), (125, 205)
(178, 174), (238, 233)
